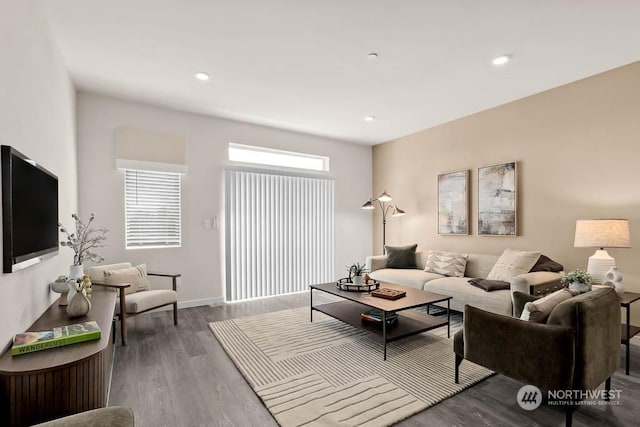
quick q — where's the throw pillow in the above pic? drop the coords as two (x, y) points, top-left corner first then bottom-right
(486, 249), (542, 282)
(467, 278), (510, 292)
(520, 288), (579, 323)
(529, 254), (564, 273)
(103, 264), (151, 295)
(384, 244), (418, 269)
(424, 251), (468, 277)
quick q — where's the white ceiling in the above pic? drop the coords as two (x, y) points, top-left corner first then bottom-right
(37, 0), (640, 145)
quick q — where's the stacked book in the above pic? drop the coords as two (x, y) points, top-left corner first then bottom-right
(361, 309), (398, 327)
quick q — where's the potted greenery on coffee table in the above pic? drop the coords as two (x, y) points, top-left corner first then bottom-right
(347, 262), (369, 285)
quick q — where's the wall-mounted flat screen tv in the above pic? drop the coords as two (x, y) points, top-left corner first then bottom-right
(2, 145), (59, 273)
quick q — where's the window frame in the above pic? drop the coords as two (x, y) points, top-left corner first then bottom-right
(123, 169), (182, 250)
(228, 142), (330, 172)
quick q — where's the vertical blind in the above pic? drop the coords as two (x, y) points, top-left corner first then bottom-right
(225, 170), (334, 301)
(125, 169), (181, 248)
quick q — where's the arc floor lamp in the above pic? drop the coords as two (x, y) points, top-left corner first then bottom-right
(362, 190), (406, 252)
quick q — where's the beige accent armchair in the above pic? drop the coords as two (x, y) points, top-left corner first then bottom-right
(89, 263), (179, 345)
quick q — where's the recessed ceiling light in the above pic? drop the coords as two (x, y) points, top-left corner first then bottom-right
(364, 115), (375, 122)
(367, 53), (378, 60)
(194, 72), (210, 81)
(492, 55), (511, 66)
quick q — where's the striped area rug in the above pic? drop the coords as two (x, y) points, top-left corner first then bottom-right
(209, 307), (492, 427)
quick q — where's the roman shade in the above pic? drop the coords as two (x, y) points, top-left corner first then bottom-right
(115, 127), (187, 173)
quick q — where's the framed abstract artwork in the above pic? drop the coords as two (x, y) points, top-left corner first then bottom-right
(478, 161), (517, 236)
(438, 169), (469, 235)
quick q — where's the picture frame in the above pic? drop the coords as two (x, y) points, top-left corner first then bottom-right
(438, 169), (469, 235)
(478, 161), (517, 236)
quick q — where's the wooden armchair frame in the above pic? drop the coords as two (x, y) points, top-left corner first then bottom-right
(97, 272), (180, 345)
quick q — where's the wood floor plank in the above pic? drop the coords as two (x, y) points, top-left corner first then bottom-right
(109, 293), (640, 427)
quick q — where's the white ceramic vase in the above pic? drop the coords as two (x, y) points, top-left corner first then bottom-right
(69, 264), (84, 280)
(67, 290), (91, 318)
(352, 275), (363, 285)
(569, 281), (591, 294)
(603, 266), (625, 298)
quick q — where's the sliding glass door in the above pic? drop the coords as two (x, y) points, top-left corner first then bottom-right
(225, 170), (334, 301)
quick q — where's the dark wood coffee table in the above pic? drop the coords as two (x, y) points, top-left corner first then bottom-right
(310, 282), (452, 360)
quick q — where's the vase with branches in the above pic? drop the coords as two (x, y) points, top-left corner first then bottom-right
(59, 213), (108, 278)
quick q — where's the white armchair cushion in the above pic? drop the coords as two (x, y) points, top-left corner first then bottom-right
(104, 264), (151, 294)
(89, 263), (133, 284)
(116, 289), (177, 314)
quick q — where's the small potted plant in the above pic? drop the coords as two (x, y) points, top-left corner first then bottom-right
(347, 262), (369, 285)
(560, 269), (592, 294)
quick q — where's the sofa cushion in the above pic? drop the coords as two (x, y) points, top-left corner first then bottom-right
(520, 288), (578, 323)
(384, 244), (418, 269)
(424, 251), (468, 277)
(464, 253), (499, 279)
(530, 254), (564, 272)
(424, 277), (512, 316)
(369, 268), (443, 289)
(487, 249), (541, 281)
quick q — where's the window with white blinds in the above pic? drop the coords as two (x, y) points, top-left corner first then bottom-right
(124, 169), (181, 249)
(226, 170), (334, 301)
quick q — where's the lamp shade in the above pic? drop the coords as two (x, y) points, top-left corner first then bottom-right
(574, 219), (631, 248)
(377, 191), (392, 202)
(361, 200), (374, 209)
(391, 206), (406, 217)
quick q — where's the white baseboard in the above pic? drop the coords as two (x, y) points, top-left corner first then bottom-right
(178, 297), (225, 308)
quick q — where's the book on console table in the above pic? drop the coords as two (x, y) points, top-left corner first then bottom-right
(11, 321), (101, 356)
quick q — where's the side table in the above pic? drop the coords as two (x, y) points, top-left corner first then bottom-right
(621, 291), (640, 375)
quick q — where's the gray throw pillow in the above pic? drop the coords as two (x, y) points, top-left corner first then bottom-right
(385, 244), (418, 269)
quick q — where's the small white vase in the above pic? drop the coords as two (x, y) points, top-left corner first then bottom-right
(614, 281), (625, 298)
(352, 275), (363, 285)
(67, 290), (91, 318)
(604, 266), (623, 283)
(69, 264), (84, 280)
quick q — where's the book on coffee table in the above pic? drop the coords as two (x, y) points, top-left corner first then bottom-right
(371, 288), (407, 300)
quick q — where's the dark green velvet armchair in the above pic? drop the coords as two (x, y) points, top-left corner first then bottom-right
(454, 287), (620, 426)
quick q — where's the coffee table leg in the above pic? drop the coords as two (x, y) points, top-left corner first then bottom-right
(310, 288), (313, 322)
(447, 300), (451, 338)
(382, 311), (387, 361)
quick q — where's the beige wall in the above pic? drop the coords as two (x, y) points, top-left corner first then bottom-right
(77, 92), (372, 306)
(373, 61), (640, 322)
(0, 0), (77, 348)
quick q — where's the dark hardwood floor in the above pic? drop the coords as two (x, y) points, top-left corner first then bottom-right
(109, 293), (639, 427)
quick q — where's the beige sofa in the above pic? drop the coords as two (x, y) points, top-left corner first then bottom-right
(366, 251), (563, 316)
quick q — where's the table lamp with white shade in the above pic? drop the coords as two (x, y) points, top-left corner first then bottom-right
(574, 219), (631, 283)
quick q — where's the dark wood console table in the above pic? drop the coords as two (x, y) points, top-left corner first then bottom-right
(0, 290), (117, 426)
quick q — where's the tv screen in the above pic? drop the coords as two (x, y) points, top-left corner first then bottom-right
(2, 145), (59, 273)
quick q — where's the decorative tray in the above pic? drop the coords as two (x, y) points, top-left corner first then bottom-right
(336, 278), (380, 292)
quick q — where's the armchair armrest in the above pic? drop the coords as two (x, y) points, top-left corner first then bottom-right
(510, 271), (563, 295)
(93, 282), (131, 292)
(148, 271), (181, 291)
(365, 255), (388, 273)
(463, 305), (575, 391)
